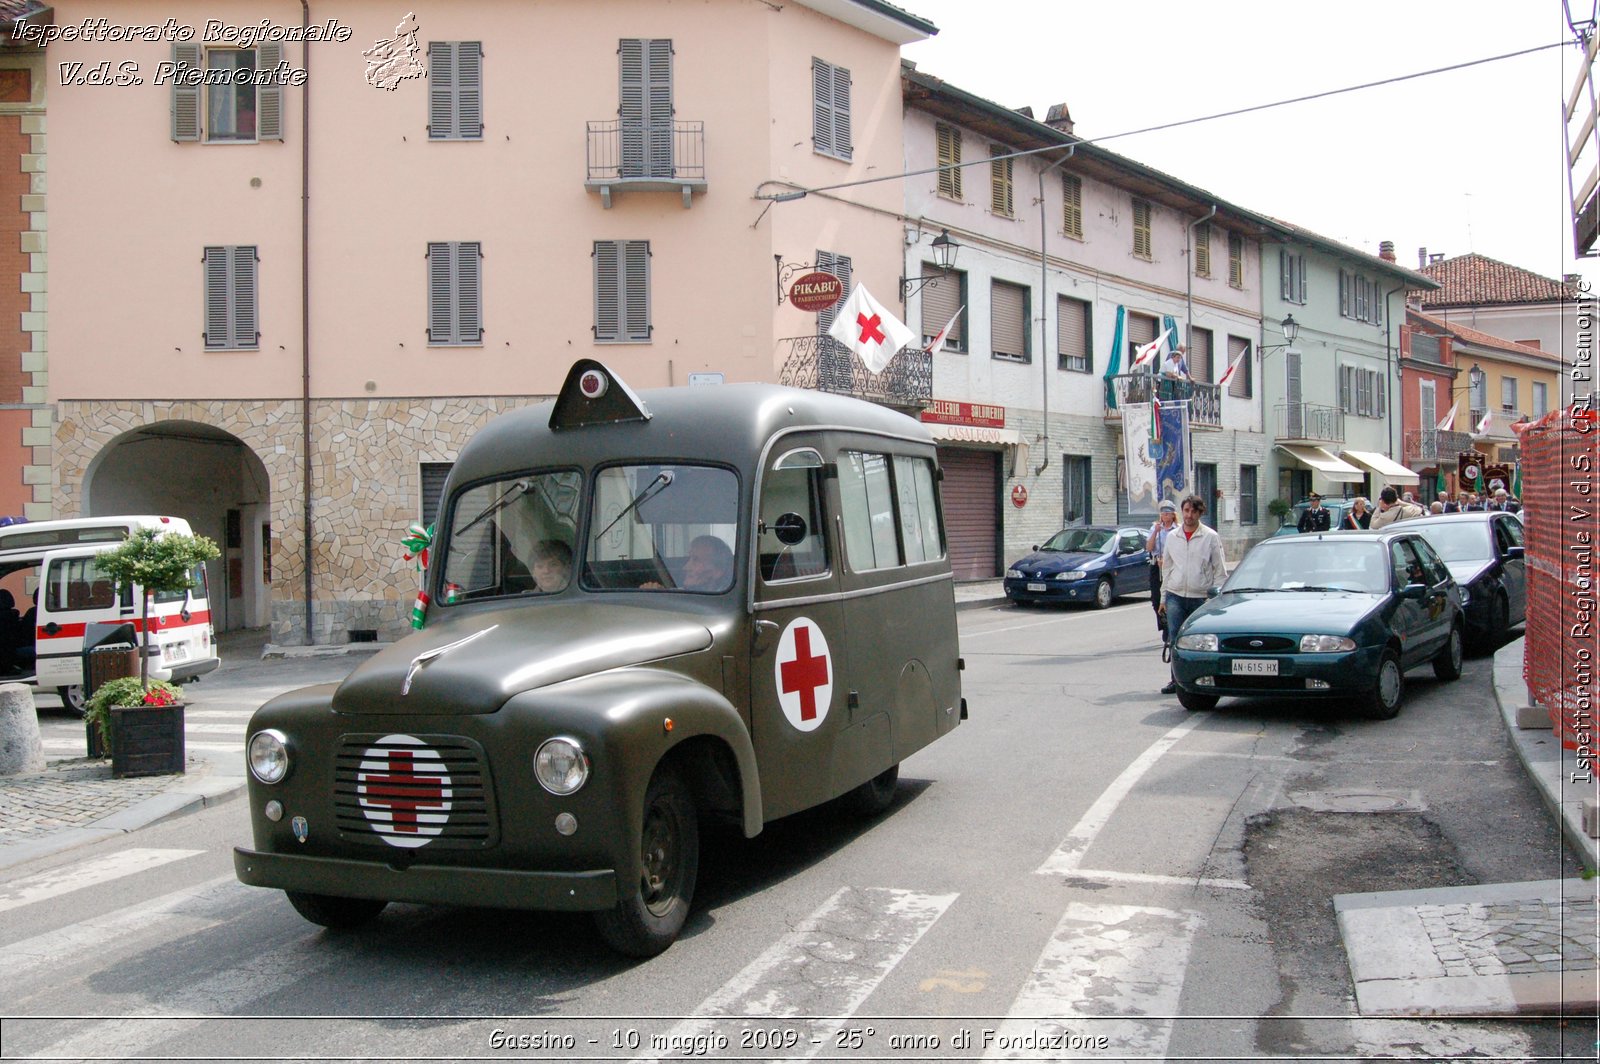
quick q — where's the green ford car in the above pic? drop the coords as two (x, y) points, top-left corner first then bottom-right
(234, 361), (965, 957)
(1170, 528), (1465, 718)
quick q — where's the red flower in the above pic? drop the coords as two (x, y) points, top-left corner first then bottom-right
(142, 689), (177, 707)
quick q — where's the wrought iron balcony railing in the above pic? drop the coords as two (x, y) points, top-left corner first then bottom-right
(777, 336), (931, 409)
(1404, 428), (1473, 464)
(584, 120), (707, 207)
(1273, 402), (1345, 444)
(1104, 374), (1222, 429)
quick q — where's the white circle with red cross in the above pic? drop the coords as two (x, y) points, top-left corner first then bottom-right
(357, 734), (453, 848)
(774, 617), (833, 732)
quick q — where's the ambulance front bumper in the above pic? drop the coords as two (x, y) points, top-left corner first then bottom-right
(166, 655), (220, 682)
(232, 846), (619, 911)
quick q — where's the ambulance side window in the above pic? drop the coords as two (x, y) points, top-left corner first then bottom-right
(48, 557), (117, 612)
(838, 451), (900, 571)
(894, 455), (944, 564)
(760, 448), (830, 582)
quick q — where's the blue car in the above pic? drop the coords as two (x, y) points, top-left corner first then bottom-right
(1004, 525), (1151, 609)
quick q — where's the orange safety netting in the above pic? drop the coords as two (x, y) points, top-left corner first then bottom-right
(1517, 407), (1599, 764)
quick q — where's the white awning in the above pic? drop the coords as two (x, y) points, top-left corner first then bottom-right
(1341, 449), (1419, 480)
(1276, 444), (1365, 482)
(925, 424), (1023, 447)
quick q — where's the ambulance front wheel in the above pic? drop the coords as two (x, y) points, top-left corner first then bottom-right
(594, 767), (699, 958)
(285, 891), (388, 929)
(58, 685), (86, 718)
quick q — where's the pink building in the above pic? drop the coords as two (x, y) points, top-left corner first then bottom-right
(47, 0), (932, 641)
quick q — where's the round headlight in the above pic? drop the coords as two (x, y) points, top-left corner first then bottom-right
(535, 737), (590, 795)
(248, 729), (290, 784)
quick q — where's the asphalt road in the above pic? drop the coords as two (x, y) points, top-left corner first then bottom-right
(3, 599), (1594, 1061)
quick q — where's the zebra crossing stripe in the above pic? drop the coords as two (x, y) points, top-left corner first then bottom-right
(0, 848), (204, 914)
(632, 886), (956, 1064)
(984, 902), (1201, 1061)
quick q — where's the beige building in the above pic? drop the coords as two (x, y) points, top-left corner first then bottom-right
(48, 0), (932, 642)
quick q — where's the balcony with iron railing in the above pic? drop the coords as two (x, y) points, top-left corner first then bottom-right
(1102, 373), (1222, 429)
(777, 336), (932, 410)
(1272, 402), (1345, 445)
(584, 120), (707, 208)
(1404, 428), (1473, 465)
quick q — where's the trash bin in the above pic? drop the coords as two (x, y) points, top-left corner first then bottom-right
(83, 621), (138, 757)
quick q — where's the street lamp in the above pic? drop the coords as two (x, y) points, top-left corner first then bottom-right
(1259, 313), (1300, 352)
(899, 229), (960, 300)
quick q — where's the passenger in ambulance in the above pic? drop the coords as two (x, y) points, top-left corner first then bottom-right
(530, 539), (573, 593)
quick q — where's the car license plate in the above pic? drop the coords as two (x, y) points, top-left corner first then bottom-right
(165, 641), (190, 663)
(1026, 582), (1047, 592)
(1231, 658), (1277, 676)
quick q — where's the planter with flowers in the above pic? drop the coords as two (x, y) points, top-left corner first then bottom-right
(86, 676), (186, 777)
(89, 525), (219, 778)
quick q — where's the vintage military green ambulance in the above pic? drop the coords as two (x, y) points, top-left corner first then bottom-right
(235, 361), (965, 956)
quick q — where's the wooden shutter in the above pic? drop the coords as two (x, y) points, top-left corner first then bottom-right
(1339, 364), (1352, 411)
(257, 41), (284, 140)
(1228, 233), (1244, 287)
(428, 42), (456, 138)
(936, 123), (961, 199)
(816, 250), (851, 335)
(1190, 328), (1213, 382)
(232, 246), (258, 348)
(812, 58), (851, 158)
(203, 247), (257, 350)
(830, 61), (851, 159)
(1132, 200), (1151, 258)
(1228, 335), (1251, 397)
(171, 43), (201, 141)
(921, 266), (962, 349)
(594, 241), (620, 341)
(646, 40), (672, 176)
(619, 40), (671, 177)
(203, 247), (230, 348)
(1194, 225), (1210, 276)
(457, 42), (483, 138)
(991, 280), (1026, 360)
(623, 240), (650, 341)
(1279, 249), (1292, 300)
(1057, 296), (1088, 371)
(456, 242), (482, 342)
(1062, 174), (1082, 237)
(990, 147), (1012, 216)
(427, 242), (453, 342)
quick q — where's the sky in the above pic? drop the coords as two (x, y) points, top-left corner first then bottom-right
(898, 0), (1595, 290)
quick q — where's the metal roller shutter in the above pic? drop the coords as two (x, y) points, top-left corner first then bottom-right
(938, 448), (999, 581)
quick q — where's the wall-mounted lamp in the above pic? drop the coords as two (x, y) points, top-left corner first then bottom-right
(1259, 313), (1300, 351)
(899, 229), (960, 300)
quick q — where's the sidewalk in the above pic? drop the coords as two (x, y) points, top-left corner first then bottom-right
(0, 613), (1594, 1014)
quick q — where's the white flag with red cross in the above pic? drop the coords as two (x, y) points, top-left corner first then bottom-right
(1217, 350), (1244, 387)
(1130, 327), (1173, 370)
(827, 284), (917, 374)
(1436, 401), (1458, 432)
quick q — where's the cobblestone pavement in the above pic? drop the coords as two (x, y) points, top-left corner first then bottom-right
(0, 756), (207, 845)
(1419, 896), (1598, 977)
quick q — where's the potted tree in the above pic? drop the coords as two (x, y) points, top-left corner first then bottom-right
(90, 527), (219, 777)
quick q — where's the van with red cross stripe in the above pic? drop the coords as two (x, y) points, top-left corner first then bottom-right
(235, 360), (966, 957)
(0, 514), (219, 713)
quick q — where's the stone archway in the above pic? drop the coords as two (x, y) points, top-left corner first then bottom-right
(78, 420), (273, 632)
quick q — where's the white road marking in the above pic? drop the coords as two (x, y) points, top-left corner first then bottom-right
(632, 886), (956, 1064)
(961, 615), (1092, 638)
(182, 722), (248, 735)
(0, 874), (243, 978)
(1058, 867), (1250, 891)
(984, 902), (1201, 1060)
(0, 848), (204, 913)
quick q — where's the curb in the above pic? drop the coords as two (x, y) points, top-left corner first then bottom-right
(1490, 636), (1598, 873)
(0, 772), (246, 872)
(262, 642), (387, 659)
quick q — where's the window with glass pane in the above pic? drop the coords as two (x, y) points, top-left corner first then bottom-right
(584, 464), (737, 593)
(48, 557), (119, 612)
(894, 455), (944, 564)
(838, 451), (900, 570)
(1239, 465), (1258, 525)
(759, 449), (829, 582)
(440, 470), (582, 602)
(206, 50), (257, 142)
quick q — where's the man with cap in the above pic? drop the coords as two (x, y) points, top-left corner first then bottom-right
(1296, 492), (1332, 533)
(1146, 499), (1179, 637)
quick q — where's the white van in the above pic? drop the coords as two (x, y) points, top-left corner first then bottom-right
(0, 515), (220, 712)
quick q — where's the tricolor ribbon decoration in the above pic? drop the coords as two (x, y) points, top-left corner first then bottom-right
(401, 522), (433, 572)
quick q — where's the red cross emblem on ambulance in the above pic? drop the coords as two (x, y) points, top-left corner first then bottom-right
(357, 734), (453, 849)
(774, 617), (833, 732)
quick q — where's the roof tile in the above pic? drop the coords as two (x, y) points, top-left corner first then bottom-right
(1414, 252), (1579, 307)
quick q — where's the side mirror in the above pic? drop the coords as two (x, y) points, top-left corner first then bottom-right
(1504, 545), (1525, 560)
(773, 512), (807, 546)
(1398, 582), (1429, 600)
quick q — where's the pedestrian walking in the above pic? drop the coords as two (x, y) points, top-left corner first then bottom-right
(1146, 499), (1178, 638)
(1369, 485), (1424, 529)
(1296, 492), (1332, 533)
(1159, 495), (1227, 695)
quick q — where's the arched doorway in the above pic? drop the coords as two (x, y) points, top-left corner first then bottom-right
(81, 421), (271, 632)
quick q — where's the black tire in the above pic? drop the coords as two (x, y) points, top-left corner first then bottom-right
(1433, 624), (1464, 681)
(1361, 648), (1404, 719)
(285, 891), (387, 929)
(842, 763), (899, 817)
(1488, 592), (1510, 648)
(595, 767), (699, 958)
(1093, 578), (1115, 610)
(58, 684), (86, 718)
(1176, 689), (1218, 712)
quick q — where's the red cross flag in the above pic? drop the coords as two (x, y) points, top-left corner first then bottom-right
(1130, 327), (1173, 370)
(774, 616), (833, 732)
(826, 284), (917, 374)
(1217, 350), (1244, 387)
(1435, 401), (1458, 432)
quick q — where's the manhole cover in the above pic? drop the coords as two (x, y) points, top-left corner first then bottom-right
(1288, 789), (1426, 813)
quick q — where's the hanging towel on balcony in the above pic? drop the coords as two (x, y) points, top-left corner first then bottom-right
(826, 284), (916, 374)
(1102, 305), (1126, 409)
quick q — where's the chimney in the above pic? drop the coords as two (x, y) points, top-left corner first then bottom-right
(1379, 240), (1395, 262)
(1566, 272), (1582, 286)
(1417, 246), (1428, 269)
(1014, 105), (1034, 119)
(1429, 253), (1444, 264)
(1045, 103), (1074, 134)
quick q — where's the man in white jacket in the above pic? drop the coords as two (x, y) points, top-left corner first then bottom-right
(1159, 494), (1228, 695)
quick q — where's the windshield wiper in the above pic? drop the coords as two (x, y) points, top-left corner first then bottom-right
(1286, 585), (1342, 592)
(596, 470), (674, 541)
(1225, 586), (1281, 593)
(454, 479), (532, 539)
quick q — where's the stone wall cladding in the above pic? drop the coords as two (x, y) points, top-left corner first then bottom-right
(55, 396), (541, 645)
